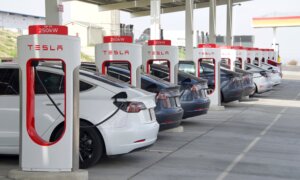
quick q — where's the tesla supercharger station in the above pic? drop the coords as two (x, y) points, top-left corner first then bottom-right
(95, 36), (142, 87)
(260, 49), (268, 65)
(220, 46), (236, 71)
(268, 49), (274, 61)
(142, 40), (178, 84)
(254, 48), (262, 66)
(267, 49), (282, 75)
(246, 48), (256, 65)
(17, 25), (80, 171)
(194, 44), (222, 108)
(232, 46), (247, 70)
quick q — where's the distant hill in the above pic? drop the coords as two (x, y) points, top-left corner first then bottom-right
(0, 29), (18, 58)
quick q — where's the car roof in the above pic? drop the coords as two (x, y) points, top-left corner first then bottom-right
(202, 63), (242, 76)
(107, 65), (179, 89)
(150, 64), (207, 84)
(0, 61), (130, 89)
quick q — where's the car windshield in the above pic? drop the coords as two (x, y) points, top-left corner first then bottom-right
(178, 63), (196, 75)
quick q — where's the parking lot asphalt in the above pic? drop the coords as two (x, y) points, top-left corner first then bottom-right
(1, 72), (300, 180)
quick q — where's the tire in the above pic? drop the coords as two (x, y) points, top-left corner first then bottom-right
(50, 121), (104, 169)
(79, 121), (103, 169)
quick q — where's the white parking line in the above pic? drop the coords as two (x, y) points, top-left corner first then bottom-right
(216, 107), (287, 180)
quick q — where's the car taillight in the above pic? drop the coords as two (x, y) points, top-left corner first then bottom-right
(157, 92), (171, 108)
(114, 101), (146, 113)
(191, 85), (198, 92)
(126, 102), (147, 113)
(157, 92), (168, 100)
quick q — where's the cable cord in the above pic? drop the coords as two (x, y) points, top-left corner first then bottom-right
(34, 67), (64, 116)
(34, 66), (122, 128)
(80, 104), (122, 128)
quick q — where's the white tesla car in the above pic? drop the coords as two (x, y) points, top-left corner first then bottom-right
(245, 63), (273, 94)
(260, 63), (282, 85)
(0, 62), (159, 168)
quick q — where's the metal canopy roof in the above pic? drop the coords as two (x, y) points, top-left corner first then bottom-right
(66, 0), (251, 17)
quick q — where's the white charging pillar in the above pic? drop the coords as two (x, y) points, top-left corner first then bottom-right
(246, 47), (255, 65)
(260, 48), (268, 64)
(232, 46), (247, 70)
(142, 40), (178, 84)
(95, 36), (142, 88)
(268, 49), (275, 61)
(254, 48), (262, 66)
(220, 46), (236, 71)
(17, 25), (80, 171)
(194, 44), (222, 108)
(267, 48), (282, 74)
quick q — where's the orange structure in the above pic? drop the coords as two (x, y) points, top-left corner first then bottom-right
(252, 16), (300, 28)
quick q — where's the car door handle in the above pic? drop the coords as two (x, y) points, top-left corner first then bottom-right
(46, 103), (62, 106)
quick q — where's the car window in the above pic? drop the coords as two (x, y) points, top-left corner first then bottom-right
(201, 65), (214, 73)
(151, 67), (169, 79)
(119, 74), (130, 83)
(107, 70), (119, 79)
(80, 81), (94, 92)
(107, 68), (130, 83)
(179, 63), (195, 75)
(0, 68), (19, 95)
(199, 65), (204, 73)
(35, 71), (65, 94)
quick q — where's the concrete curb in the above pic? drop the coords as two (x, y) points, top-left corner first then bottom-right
(7, 169), (88, 180)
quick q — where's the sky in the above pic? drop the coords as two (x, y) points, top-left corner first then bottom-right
(0, 0), (300, 64)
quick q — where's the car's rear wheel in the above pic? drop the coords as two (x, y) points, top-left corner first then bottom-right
(79, 121), (103, 169)
(50, 121), (104, 169)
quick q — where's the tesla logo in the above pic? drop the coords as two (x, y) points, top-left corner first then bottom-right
(148, 51), (169, 56)
(199, 52), (215, 56)
(221, 52), (231, 56)
(27, 44), (63, 51)
(102, 50), (130, 55)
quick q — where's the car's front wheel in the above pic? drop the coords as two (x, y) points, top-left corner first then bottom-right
(50, 121), (104, 169)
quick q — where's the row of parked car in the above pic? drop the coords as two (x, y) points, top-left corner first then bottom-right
(0, 56), (281, 168)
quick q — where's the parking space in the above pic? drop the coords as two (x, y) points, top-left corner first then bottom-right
(1, 76), (300, 180)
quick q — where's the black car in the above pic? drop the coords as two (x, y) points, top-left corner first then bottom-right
(221, 62), (256, 97)
(81, 63), (184, 131)
(178, 61), (244, 103)
(149, 64), (210, 119)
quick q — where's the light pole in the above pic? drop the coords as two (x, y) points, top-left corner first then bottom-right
(231, 3), (241, 45)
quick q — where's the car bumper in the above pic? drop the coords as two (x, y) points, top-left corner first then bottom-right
(222, 88), (243, 103)
(242, 84), (256, 97)
(271, 76), (281, 85)
(155, 108), (183, 131)
(181, 98), (210, 119)
(102, 121), (159, 156)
